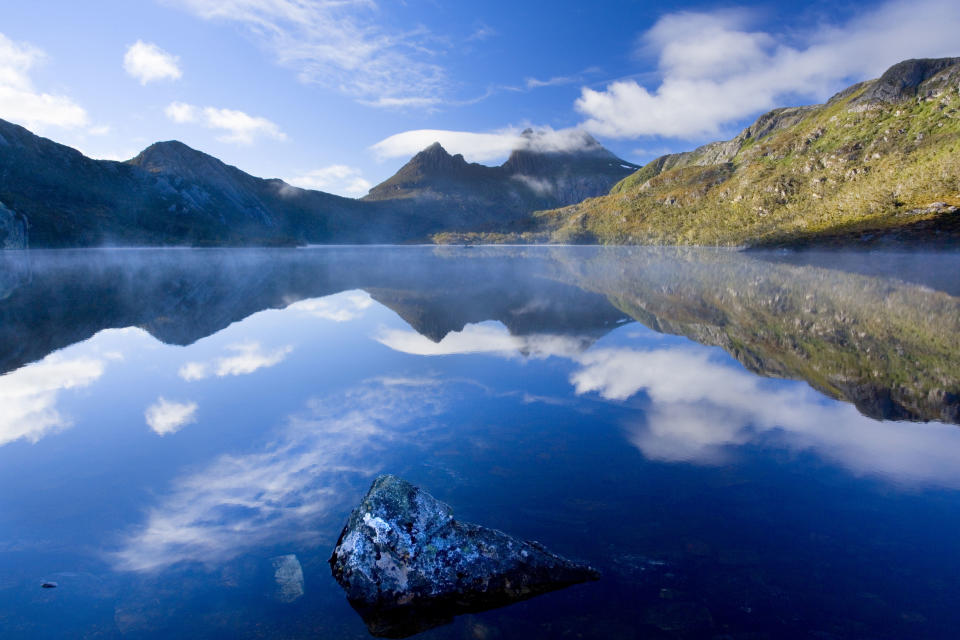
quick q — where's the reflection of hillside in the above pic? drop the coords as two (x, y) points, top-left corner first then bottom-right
(2, 247), (957, 424)
(0, 249), (626, 376)
(546, 247), (960, 423)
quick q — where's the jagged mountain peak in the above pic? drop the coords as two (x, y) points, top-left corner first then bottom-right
(851, 57), (960, 106)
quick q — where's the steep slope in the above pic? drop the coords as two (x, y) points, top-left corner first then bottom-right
(0, 120), (365, 246)
(534, 58), (960, 246)
(364, 130), (639, 233)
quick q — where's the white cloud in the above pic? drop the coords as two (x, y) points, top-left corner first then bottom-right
(123, 41), (182, 85)
(288, 290), (373, 321)
(576, 0), (960, 139)
(164, 101), (286, 144)
(571, 345), (960, 487)
(370, 126), (602, 164)
(113, 378), (448, 571)
(0, 354), (105, 447)
(0, 32), (89, 130)
(145, 398), (198, 436)
(179, 342), (293, 381)
(170, 0), (446, 107)
(285, 165), (372, 197)
(377, 321), (588, 359)
(216, 342), (292, 376)
(164, 101), (197, 123)
(178, 361), (208, 381)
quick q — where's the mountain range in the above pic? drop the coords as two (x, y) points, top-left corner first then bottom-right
(0, 121), (635, 248)
(0, 56), (957, 249)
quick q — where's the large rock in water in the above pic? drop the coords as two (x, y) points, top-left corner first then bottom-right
(329, 475), (599, 638)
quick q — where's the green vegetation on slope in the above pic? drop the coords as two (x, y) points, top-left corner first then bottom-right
(531, 58), (960, 247)
(540, 246), (960, 423)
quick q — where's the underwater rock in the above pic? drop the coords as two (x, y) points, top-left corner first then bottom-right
(329, 475), (599, 638)
(271, 554), (305, 603)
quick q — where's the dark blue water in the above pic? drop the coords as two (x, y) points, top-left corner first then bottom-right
(1, 246), (959, 639)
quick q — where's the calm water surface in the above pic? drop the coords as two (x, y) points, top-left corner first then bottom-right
(1, 246), (960, 639)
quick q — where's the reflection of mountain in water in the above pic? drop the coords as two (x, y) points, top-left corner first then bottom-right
(545, 247), (960, 424)
(0, 247), (957, 424)
(0, 248), (626, 376)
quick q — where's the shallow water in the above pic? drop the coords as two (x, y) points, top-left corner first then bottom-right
(1, 246), (959, 639)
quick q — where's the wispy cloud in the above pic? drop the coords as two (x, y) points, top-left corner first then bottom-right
(0, 354), (105, 447)
(145, 398), (198, 436)
(466, 24), (497, 42)
(576, 0), (960, 139)
(524, 67), (601, 90)
(113, 377), (448, 571)
(0, 32), (89, 131)
(170, 0), (446, 107)
(370, 126), (602, 163)
(285, 165), (372, 197)
(179, 342), (293, 381)
(164, 101), (286, 144)
(123, 41), (182, 85)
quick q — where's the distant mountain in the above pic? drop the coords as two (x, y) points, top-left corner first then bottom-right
(363, 129), (639, 232)
(0, 119), (383, 247)
(0, 120), (637, 248)
(515, 57), (960, 247)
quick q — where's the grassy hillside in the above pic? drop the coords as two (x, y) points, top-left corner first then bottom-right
(531, 58), (960, 247)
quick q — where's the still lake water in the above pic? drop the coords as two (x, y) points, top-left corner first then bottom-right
(1, 246), (960, 639)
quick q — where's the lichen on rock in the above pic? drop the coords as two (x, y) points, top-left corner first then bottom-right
(329, 475), (599, 638)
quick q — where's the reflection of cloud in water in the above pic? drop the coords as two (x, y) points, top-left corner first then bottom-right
(287, 290), (373, 322)
(0, 353), (105, 447)
(179, 342), (293, 380)
(145, 398), (198, 436)
(377, 321), (585, 359)
(113, 379), (447, 572)
(573, 346), (960, 487)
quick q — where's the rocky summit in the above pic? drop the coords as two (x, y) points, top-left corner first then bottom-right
(329, 475), (599, 638)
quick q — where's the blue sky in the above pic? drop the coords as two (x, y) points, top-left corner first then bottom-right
(0, 0), (957, 196)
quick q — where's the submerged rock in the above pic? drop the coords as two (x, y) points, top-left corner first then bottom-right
(0, 201), (27, 249)
(329, 475), (599, 638)
(271, 554), (305, 603)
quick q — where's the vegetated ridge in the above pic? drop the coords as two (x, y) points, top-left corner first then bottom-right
(447, 58), (960, 247)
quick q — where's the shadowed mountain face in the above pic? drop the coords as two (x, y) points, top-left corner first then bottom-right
(363, 130), (639, 231)
(0, 247), (957, 424)
(0, 121), (636, 248)
(0, 248), (629, 377)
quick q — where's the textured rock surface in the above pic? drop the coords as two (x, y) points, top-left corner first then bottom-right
(330, 475), (599, 637)
(0, 201), (27, 249)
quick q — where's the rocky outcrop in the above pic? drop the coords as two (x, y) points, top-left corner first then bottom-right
(0, 201), (27, 249)
(330, 475), (599, 638)
(849, 57), (960, 108)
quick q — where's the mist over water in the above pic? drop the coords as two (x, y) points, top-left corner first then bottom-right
(1, 246), (959, 639)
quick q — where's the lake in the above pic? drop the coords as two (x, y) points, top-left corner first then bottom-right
(1, 246), (959, 639)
